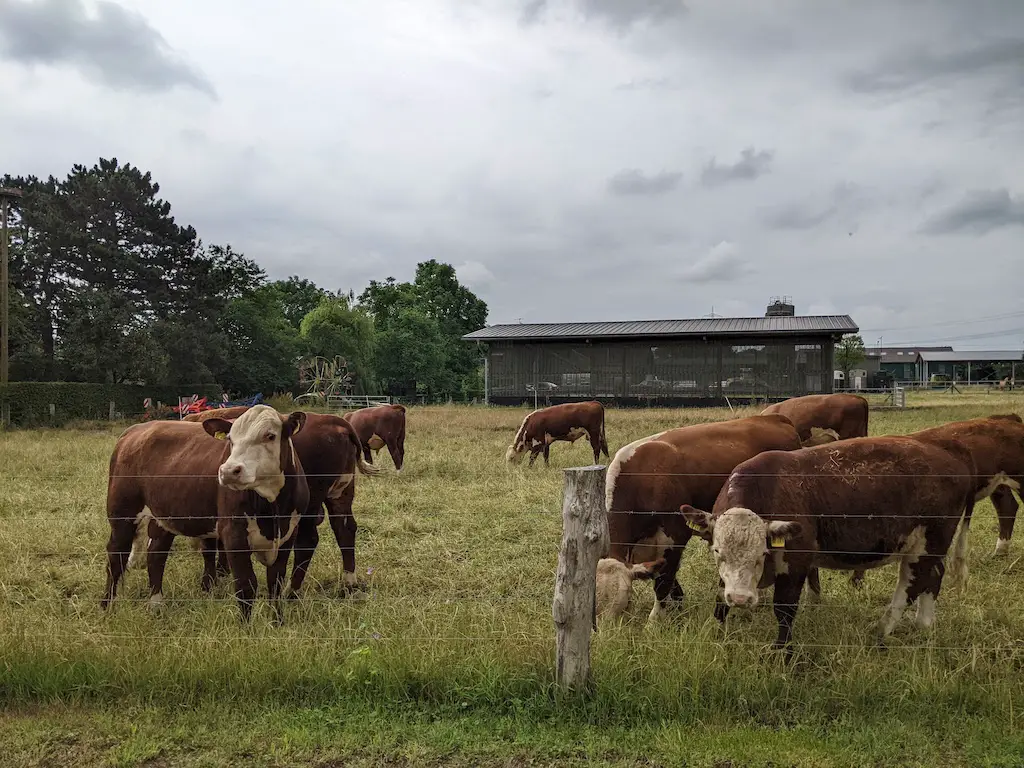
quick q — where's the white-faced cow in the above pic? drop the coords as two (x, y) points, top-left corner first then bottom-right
(596, 413), (838, 623)
(761, 393), (872, 588)
(506, 400), (609, 468)
(343, 404), (407, 472)
(103, 405), (311, 623)
(681, 435), (976, 657)
(170, 406), (381, 596)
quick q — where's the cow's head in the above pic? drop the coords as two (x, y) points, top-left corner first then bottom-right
(681, 504), (801, 610)
(803, 427), (840, 447)
(505, 442), (526, 464)
(203, 405), (306, 502)
(595, 556), (664, 622)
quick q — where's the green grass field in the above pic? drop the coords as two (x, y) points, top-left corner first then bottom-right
(2, 392), (1024, 767)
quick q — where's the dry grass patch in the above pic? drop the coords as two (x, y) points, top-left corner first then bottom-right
(0, 391), (1023, 765)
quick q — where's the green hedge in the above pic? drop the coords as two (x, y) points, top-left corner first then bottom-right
(0, 382), (220, 427)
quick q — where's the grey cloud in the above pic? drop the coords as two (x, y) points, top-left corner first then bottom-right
(678, 242), (751, 284)
(5, 0), (1024, 348)
(607, 168), (682, 196)
(764, 182), (868, 231)
(700, 147), (774, 188)
(614, 76), (679, 92)
(519, 0), (686, 31)
(0, 0), (216, 97)
(765, 204), (836, 231)
(518, 0), (547, 26)
(920, 189), (1024, 235)
(845, 37), (1024, 95)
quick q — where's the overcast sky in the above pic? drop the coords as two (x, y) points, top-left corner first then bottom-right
(1, 0), (1022, 347)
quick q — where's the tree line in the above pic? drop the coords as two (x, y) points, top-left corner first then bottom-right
(2, 158), (488, 400)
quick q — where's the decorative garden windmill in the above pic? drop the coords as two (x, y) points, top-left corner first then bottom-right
(298, 355), (354, 402)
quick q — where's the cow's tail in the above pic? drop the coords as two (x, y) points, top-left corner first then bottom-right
(599, 407), (610, 458)
(947, 491), (975, 592)
(348, 429), (382, 476)
(126, 511), (151, 570)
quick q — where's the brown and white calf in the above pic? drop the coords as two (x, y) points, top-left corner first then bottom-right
(343, 403), (407, 472)
(103, 405), (311, 623)
(681, 435), (976, 655)
(158, 406), (381, 596)
(596, 413), (838, 623)
(761, 393), (869, 443)
(506, 400), (609, 468)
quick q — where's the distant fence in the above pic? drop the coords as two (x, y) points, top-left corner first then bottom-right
(0, 382), (218, 427)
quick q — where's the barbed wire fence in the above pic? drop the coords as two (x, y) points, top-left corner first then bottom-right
(2, 462), (1023, 693)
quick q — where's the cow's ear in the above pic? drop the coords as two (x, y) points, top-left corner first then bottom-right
(283, 411), (306, 439)
(680, 504), (713, 538)
(629, 557), (666, 581)
(766, 519), (802, 548)
(203, 419), (233, 440)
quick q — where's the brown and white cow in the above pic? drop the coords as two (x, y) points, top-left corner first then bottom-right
(836, 412), (1024, 589)
(761, 393), (869, 443)
(343, 404), (407, 472)
(506, 400), (609, 468)
(103, 405), (311, 623)
(596, 413), (838, 623)
(156, 406), (380, 596)
(681, 435), (976, 655)
(908, 413), (1023, 556)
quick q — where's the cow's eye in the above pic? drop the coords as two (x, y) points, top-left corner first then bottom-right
(265, 432), (276, 441)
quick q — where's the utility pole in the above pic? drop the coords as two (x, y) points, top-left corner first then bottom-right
(1, 187), (24, 428)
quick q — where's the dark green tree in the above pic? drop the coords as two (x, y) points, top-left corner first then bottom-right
(358, 277), (416, 327)
(1, 173), (76, 379)
(299, 295), (377, 393)
(374, 306), (449, 397)
(358, 260), (488, 398)
(835, 334), (866, 380)
(270, 276), (330, 329)
(153, 242), (267, 388)
(218, 286), (302, 395)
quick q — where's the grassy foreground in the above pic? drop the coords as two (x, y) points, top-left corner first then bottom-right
(1, 392), (1024, 767)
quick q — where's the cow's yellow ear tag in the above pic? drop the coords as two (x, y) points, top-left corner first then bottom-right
(214, 431), (227, 440)
(686, 519), (701, 531)
(771, 536), (785, 548)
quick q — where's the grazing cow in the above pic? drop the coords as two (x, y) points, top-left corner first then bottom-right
(596, 413), (838, 622)
(103, 405), (311, 622)
(839, 412), (1024, 588)
(761, 393), (869, 443)
(154, 406), (381, 596)
(681, 435), (976, 655)
(908, 413), (1024, 556)
(183, 406), (249, 423)
(506, 400), (609, 467)
(343, 404), (407, 472)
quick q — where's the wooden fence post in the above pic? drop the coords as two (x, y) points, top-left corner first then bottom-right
(109, 400), (116, 421)
(552, 464), (608, 693)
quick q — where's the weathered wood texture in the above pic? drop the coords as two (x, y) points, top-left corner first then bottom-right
(552, 464), (609, 692)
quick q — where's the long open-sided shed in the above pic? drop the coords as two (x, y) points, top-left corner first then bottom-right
(916, 350), (1022, 385)
(462, 301), (858, 406)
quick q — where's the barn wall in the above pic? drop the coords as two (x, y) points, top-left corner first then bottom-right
(485, 336), (833, 405)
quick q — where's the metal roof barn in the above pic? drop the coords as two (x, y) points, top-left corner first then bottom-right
(462, 305), (859, 407)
